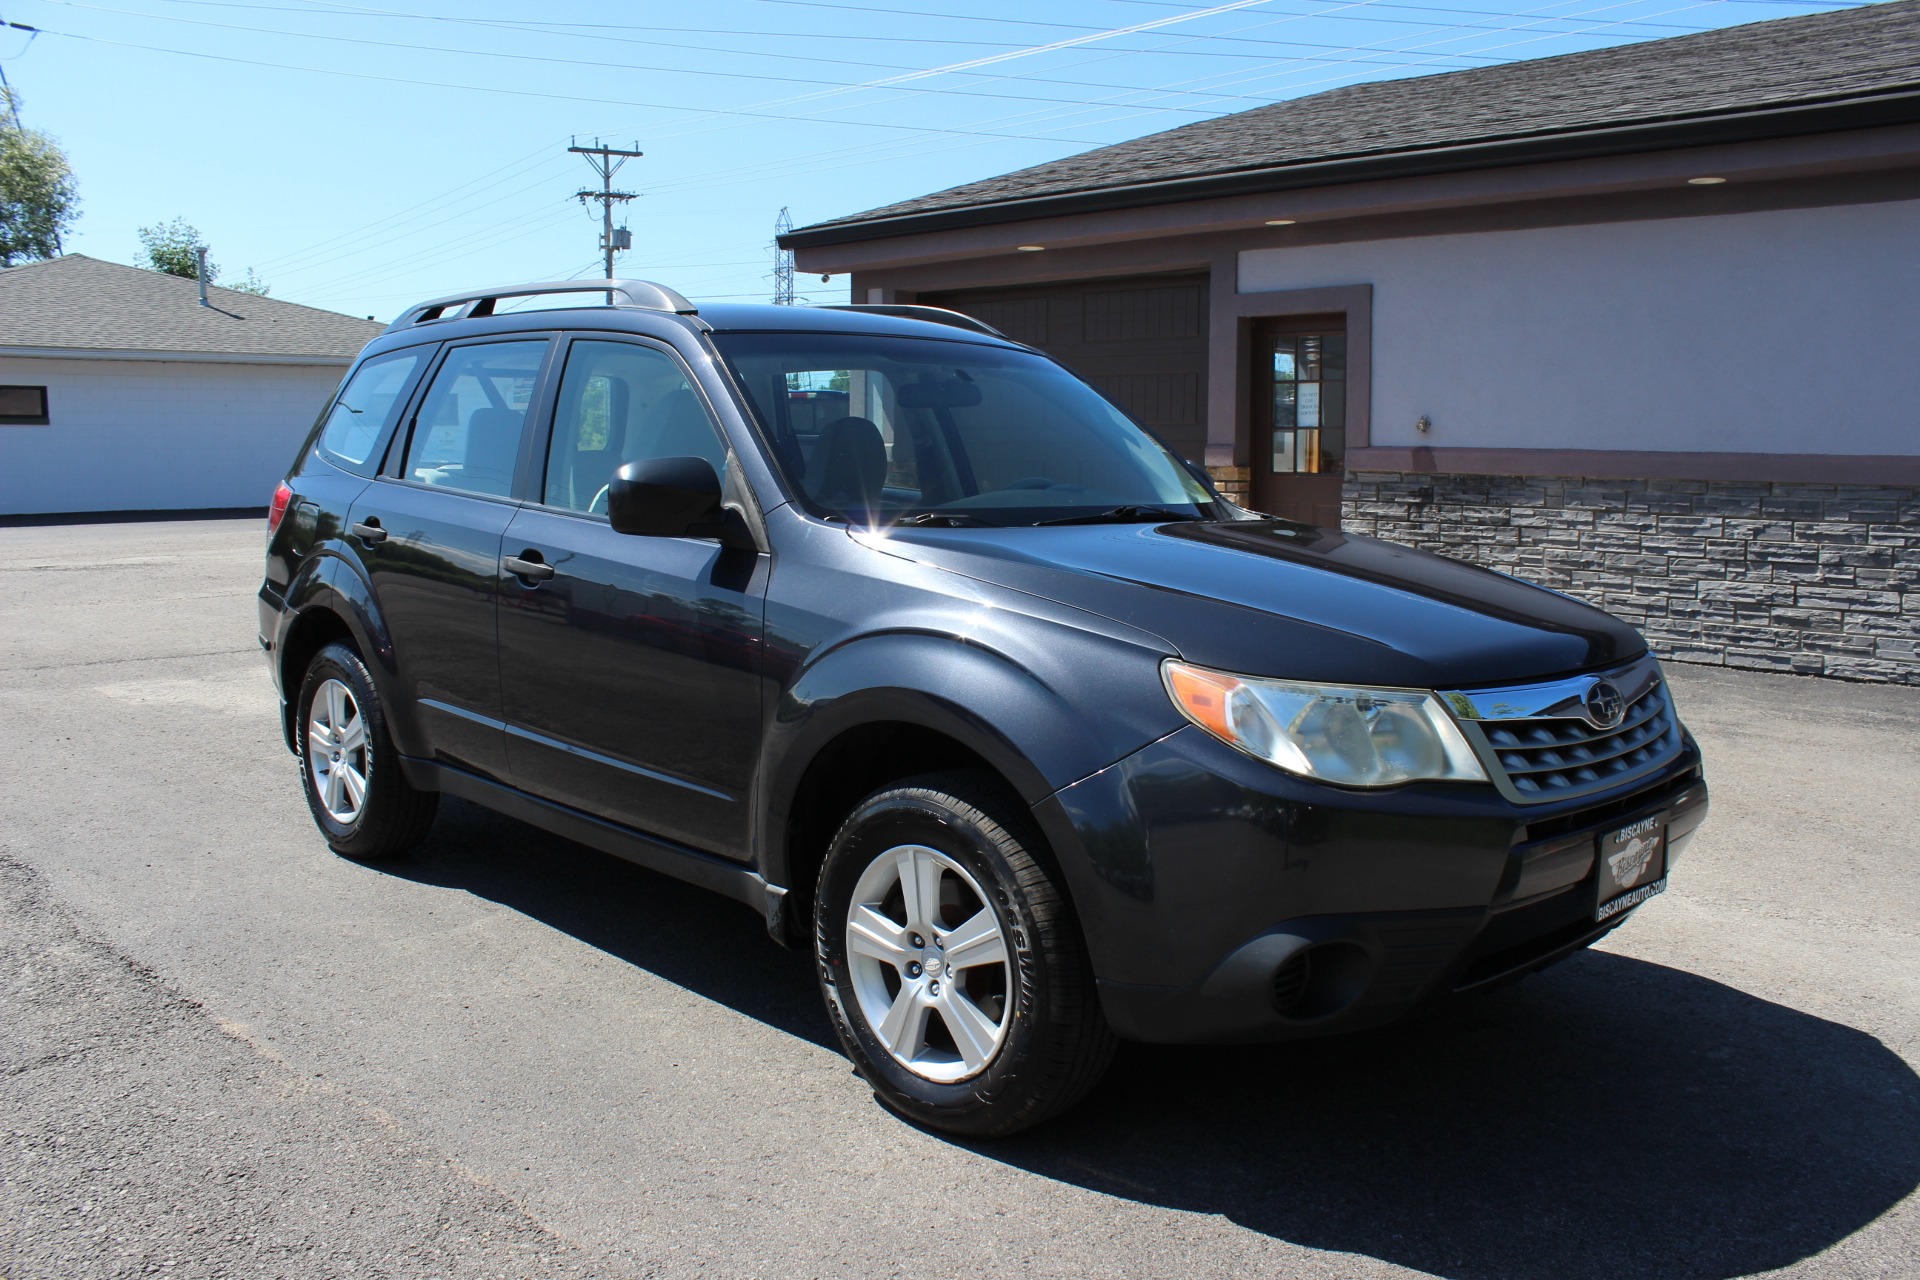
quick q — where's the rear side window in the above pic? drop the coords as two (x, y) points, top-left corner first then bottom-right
(317, 350), (425, 467)
(402, 341), (548, 498)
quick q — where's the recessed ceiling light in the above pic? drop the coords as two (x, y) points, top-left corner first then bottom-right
(1688, 176), (1727, 185)
(1265, 218), (1297, 226)
(1016, 244), (1046, 251)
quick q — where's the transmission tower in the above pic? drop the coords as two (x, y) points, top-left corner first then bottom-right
(772, 207), (796, 306)
(569, 138), (642, 281)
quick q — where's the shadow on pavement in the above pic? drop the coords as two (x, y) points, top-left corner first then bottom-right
(377, 797), (833, 1049)
(379, 799), (1920, 1280)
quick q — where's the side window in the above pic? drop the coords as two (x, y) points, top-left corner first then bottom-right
(543, 341), (728, 515)
(402, 341), (548, 498)
(317, 350), (425, 467)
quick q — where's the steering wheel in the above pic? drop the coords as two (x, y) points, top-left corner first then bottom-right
(589, 483), (612, 515)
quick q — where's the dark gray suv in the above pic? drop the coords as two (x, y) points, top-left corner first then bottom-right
(261, 280), (1708, 1136)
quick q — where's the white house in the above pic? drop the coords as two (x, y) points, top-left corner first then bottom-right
(0, 255), (381, 515)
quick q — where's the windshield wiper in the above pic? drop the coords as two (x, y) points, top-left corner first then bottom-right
(895, 512), (990, 527)
(1031, 505), (1204, 527)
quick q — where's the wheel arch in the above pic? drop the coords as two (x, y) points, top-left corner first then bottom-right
(275, 555), (407, 753)
(757, 631), (1167, 947)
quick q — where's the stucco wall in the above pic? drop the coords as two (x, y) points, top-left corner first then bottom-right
(0, 357), (346, 515)
(1238, 199), (1920, 457)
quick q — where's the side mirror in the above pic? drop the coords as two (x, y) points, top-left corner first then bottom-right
(607, 456), (723, 538)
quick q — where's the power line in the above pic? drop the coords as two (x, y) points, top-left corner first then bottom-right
(35, 27), (1119, 143)
(40, 0), (1321, 115)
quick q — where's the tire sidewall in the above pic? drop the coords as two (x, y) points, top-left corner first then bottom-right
(815, 787), (1059, 1128)
(295, 643), (386, 851)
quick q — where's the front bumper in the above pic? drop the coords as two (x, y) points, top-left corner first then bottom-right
(1034, 724), (1707, 1044)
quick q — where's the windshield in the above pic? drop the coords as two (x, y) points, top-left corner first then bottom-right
(713, 331), (1226, 526)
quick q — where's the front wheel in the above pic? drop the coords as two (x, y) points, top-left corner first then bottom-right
(814, 773), (1115, 1137)
(295, 641), (437, 859)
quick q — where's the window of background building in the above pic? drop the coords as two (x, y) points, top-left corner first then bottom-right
(1268, 331), (1346, 475)
(0, 386), (50, 425)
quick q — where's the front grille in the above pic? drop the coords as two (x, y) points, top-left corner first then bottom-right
(1448, 659), (1684, 805)
(1486, 683), (1679, 796)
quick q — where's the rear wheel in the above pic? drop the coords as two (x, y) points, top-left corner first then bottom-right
(814, 772), (1115, 1137)
(295, 641), (436, 859)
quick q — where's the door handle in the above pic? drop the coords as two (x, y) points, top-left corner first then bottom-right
(504, 553), (555, 583)
(350, 519), (388, 545)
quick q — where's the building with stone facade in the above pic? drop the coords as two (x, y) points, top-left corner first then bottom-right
(782, 1), (1920, 684)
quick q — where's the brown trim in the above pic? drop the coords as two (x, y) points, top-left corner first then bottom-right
(1347, 447), (1920, 485)
(804, 126), (1920, 277)
(841, 163), (1920, 305)
(1209, 283), (1372, 470)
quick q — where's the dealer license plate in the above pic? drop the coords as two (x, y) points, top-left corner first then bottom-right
(1595, 814), (1669, 921)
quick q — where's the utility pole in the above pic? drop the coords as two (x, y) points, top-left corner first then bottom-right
(570, 138), (641, 284)
(772, 207), (796, 306)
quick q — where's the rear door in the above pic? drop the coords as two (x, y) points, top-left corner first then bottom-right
(346, 335), (555, 779)
(496, 335), (767, 858)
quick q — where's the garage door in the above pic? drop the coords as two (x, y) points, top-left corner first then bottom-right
(920, 274), (1209, 466)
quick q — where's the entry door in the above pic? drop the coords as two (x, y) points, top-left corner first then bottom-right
(347, 336), (552, 779)
(496, 337), (767, 859)
(1251, 317), (1347, 527)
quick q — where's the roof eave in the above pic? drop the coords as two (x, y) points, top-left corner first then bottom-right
(0, 346), (363, 365)
(781, 85), (1920, 250)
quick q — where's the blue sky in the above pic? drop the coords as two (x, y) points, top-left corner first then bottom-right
(2, 0), (1863, 320)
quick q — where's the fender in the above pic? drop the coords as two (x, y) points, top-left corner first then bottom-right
(275, 548), (420, 758)
(753, 626), (1182, 897)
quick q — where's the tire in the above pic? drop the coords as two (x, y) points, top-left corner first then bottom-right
(294, 641), (437, 859)
(814, 771), (1116, 1137)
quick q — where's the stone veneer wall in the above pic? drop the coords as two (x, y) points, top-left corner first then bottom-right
(1341, 472), (1920, 686)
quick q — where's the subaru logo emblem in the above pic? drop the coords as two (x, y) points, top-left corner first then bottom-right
(1584, 679), (1627, 730)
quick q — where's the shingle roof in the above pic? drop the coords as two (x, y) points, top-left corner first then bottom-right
(791, 0), (1920, 243)
(0, 254), (382, 360)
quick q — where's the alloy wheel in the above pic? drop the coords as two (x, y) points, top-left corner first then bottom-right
(306, 677), (370, 824)
(845, 843), (1013, 1083)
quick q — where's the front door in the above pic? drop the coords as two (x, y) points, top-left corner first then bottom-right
(497, 336), (766, 859)
(1250, 317), (1347, 527)
(347, 336), (552, 779)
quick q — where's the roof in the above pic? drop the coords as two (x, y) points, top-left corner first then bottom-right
(786, 0), (1920, 246)
(0, 255), (383, 362)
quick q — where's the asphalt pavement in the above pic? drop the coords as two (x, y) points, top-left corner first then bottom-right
(2, 516), (1916, 1280)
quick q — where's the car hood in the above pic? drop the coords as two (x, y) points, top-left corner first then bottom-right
(854, 518), (1644, 689)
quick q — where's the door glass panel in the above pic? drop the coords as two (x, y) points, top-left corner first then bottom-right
(403, 341), (547, 497)
(543, 341), (727, 515)
(1268, 331), (1346, 475)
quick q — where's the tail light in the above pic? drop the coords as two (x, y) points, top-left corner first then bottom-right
(267, 481), (294, 534)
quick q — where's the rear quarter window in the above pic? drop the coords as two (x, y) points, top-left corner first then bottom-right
(316, 349), (430, 471)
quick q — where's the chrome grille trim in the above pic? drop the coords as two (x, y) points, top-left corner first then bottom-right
(1442, 657), (1683, 805)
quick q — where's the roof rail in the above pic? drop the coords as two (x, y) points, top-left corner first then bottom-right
(817, 303), (1010, 341)
(386, 279), (697, 332)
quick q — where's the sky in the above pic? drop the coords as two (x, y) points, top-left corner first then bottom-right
(1, 0), (1869, 321)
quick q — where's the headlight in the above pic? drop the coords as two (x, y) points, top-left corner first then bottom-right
(1162, 660), (1488, 788)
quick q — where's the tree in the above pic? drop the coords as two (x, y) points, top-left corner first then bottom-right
(136, 217), (271, 294)
(0, 90), (80, 267)
(228, 268), (271, 297)
(137, 217), (213, 281)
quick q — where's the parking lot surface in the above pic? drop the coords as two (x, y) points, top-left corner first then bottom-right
(2, 516), (1917, 1280)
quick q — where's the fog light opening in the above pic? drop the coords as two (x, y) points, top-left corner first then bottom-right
(1270, 941), (1371, 1021)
